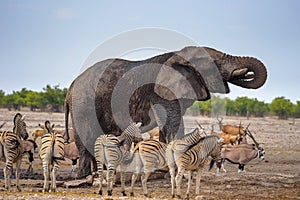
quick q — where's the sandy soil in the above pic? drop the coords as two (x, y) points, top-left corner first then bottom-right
(0, 109), (299, 199)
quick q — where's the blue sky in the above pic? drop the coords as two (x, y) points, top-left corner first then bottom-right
(0, 1), (299, 103)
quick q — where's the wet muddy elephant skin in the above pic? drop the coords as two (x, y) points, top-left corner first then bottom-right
(64, 46), (267, 177)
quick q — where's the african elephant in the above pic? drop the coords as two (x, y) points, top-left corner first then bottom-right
(64, 46), (267, 177)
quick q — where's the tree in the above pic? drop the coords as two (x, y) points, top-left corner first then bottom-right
(269, 97), (294, 119)
(0, 90), (4, 106)
(42, 85), (67, 112)
(25, 91), (43, 111)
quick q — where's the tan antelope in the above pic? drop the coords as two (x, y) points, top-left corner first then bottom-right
(217, 129), (264, 173)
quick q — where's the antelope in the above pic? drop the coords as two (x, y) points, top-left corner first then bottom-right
(217, 129), (264, 173)
(216, 117), (249, 145)
(64, 141), (79, 174)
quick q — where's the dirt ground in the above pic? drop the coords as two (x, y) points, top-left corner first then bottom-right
(0, 109), (299, 199)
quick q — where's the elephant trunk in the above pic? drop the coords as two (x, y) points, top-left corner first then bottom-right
(229, 57), (267, 89)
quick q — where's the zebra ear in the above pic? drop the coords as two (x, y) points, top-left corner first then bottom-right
(135, 122), (142, 128)
(45, 121), (51, 132)
(21, 114), (26, 121)
(13, 113), (22, 125)
(52, 124), (55, 129)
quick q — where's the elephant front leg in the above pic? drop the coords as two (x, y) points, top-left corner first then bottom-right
(77, 148), (93, 178)
(151, 100), (184, 143)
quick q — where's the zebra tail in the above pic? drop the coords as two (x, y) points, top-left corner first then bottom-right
(209, 159), (215, 171)
(166, 143), (176, 167)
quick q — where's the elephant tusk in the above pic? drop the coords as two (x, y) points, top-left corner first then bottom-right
(245, 73), (255, 79)
(232, 68), (248, 77)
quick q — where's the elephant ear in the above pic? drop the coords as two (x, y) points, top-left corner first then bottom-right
(154, 47), (229, 100)
(154, 59), (210, 101)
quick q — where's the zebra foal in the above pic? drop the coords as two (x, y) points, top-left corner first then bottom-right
(39, 121), (64, 192)
(0, 113), (28, 191)
(94, 122), (142, 196)
(166, 135), (223, 199)
(130, 139), (168, 197)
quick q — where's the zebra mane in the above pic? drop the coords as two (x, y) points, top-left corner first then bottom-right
(186, 135), (218, 152)
(182, 128), (199, 138)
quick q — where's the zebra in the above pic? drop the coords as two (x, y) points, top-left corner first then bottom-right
(94, 122), (143, 196)
(166, 135), (223, 199)
(38, 120), (65, 192)
(0, 113), (28, 191)
(171, 127), (206, 153)
(130, 139), (168, 197)
(130, 127), (205, 197)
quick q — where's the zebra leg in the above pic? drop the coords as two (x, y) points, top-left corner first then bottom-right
(120, 167), (126, 196)
(4, 161), (12, 191)
(175, 167), (184, 199)
(51, 164), (59, 192)
(185, 171), (193, 199)
(141, 171), (152, 197)
(42, 163), (50, 192)
(107, 167), (115, 196)
(97, 164), (104, 195)
(169, 166), (176, 198)
(15, 159), (22, 192)
(130, 154), (142, 196)
(195, 169), (202, 195)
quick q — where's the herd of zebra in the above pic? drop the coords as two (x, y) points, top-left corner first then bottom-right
(0, 113), (265, 199)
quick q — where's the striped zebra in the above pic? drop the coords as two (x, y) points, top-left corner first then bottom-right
(38, 120), (65, 192)
(130, 139), (168, 197)
(130, 127), (205, 197)
(94, 122), (143, 196)
(0, 113), (28, 191)
(166, 135), (223, 199)
(171, 127), (206, 153)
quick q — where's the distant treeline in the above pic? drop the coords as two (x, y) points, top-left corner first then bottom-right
(0, 85), (67, 112)
(0, 86), (299, 119)
(187, 96), (300, 119)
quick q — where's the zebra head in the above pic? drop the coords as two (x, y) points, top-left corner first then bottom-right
(124, 122), (143, 144)
(13, 113), (29, 140)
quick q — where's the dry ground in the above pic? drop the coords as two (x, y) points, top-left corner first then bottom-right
(0, 109), (299, 199)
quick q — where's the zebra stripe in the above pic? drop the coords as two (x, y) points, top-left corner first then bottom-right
(39, 120), (64, 192)
(94, 122), (142, 196)
(130, 139), (168, 197)
(170, 127), (206, 153)
(166, 135), (223, 198)
(0, 113), (28, 191)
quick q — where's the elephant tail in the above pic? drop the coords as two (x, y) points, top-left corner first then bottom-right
(64, 90), (71, 143)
